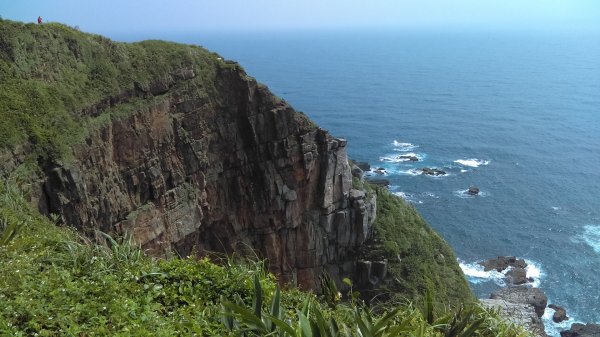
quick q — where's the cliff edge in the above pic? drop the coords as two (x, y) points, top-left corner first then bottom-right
(0, 20), (375, 289)
(0, 20), (469, 302)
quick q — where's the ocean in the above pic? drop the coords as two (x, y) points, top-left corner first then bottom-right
(135, 30), (600, 334)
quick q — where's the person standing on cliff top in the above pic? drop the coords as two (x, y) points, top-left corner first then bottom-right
(37, 16), (42, 24)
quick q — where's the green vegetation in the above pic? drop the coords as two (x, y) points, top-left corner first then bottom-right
(0, 178), (531, 336)
(0, 19), (529, 336)
(362, 186), (474, 306)
(0, 19), (221, 162)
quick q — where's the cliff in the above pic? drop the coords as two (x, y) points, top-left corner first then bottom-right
(0, 20), (375, 289)
(0, 20), (469, 302)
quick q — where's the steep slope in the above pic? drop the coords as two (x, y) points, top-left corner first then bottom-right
(0, 20), (375, 290)
(0, 19), (469, 302)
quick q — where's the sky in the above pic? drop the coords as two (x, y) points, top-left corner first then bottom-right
(1, 0), (600, 38)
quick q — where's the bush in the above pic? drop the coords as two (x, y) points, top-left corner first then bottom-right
(361, 186), (474, 306)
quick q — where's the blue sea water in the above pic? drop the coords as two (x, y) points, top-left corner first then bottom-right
(144, 30), (600, 333)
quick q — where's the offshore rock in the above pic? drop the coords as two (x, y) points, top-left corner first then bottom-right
(549, 304), (568, 323)
(560, 323), (600, 337)
(421, 167), (446, 176)
(480, 256), (527, 272)
(35, 63), (377, 290)
(467, 186), (480, 195)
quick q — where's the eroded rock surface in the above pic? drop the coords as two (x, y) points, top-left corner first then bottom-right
(490, 287), (548, 318)
(36, 64), (377, 290)
(480, 299), (547, 337)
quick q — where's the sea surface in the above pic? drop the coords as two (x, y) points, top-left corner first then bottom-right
(127, 30), (600, 335)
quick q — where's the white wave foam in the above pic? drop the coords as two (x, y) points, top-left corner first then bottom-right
(393, 191), (409, 199)
(392, 141), (418, 152)
(453, 189), (487, 198)
(460, 169), (468, 173)
(524, 259), (543, 288)
(461, 259), (543, 287)
(576, 224), (600, 254)
(454, 158), (490, 168)
(379, 152), (424, 163)
(422, 192), (439, 199)
(459, 261), (506, 285)
(398, 169), (421, 176)
(392, 191), (422, 204)
(543, 306), (577, 337)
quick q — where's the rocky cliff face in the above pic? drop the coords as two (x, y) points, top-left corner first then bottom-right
(35, 62), (376, 289)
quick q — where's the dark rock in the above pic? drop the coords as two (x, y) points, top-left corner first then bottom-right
(356, 161), (371, 171)
(560, 323), (600, 337)
(374, 168), (386, 175)
(490, 287), (547, 317)
(351, 166), (364, 179)
(366, 178), (390, 187)
(507, 267), (529, 285)
(479, 256), (527, 272)
(421, 167), (446, 176)
(467, 186), (480, 195)
(549, 304), (568, 323)
(399, 155), (419, 162)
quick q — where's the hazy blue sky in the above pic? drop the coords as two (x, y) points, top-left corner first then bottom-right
(2, 0), (600, 37)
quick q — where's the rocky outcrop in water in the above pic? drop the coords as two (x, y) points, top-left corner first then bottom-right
(480, 256), (527, 272)
(549, 304), (568, 323)
(479, 256), (551, 336)
(560, 323), (600, 337)
(421, 167), (446, 176)
(467, 186), (480, 195)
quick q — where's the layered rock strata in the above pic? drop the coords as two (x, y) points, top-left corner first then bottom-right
(35, 63), (376, 289)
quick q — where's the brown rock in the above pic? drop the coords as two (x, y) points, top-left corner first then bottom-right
(549, 304), (568, 323)
(32, 64), (377, 291)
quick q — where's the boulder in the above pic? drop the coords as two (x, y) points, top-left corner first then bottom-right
(400, 155), (419, 162)
(480, 299), (547, 337)
(467, 186), (480, 195)
(479, 256), (527, 272)
(507, 267), (529, 285)
(560, 323), (600, 337)
(421, 167), (446, 176)
(549, 304), (568, 323)
(490, 287), (547, 317)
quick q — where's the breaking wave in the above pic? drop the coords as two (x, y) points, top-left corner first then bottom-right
(454, 158), (490, 168)
(392, 141), (418, 152)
